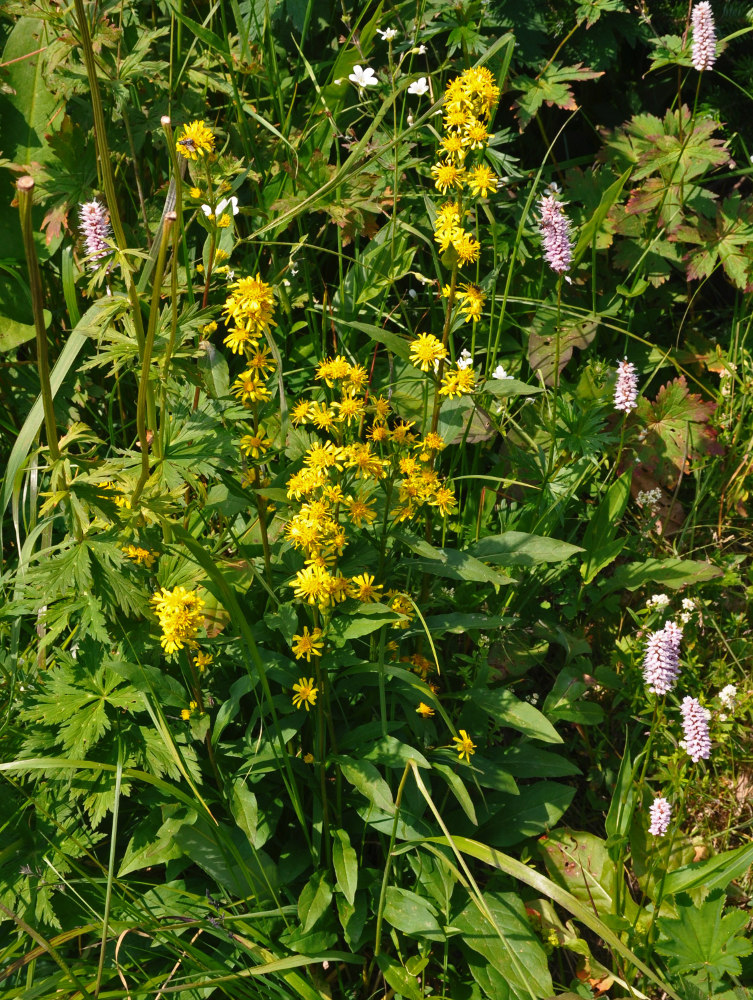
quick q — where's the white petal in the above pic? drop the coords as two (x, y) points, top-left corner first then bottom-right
(201, 204), (212, 216)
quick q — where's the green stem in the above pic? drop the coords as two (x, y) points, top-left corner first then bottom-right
(430, 264), (458, 435)
(372, 762), (411, 960)
(159, 117), (182, 456)
(131, 214), (176, 507)
(16, 178), (60, 464)
(545, 275), (563, 481)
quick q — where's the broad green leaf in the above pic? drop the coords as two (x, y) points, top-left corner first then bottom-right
(662, 842), (753, 895)
(656, 889), (752, 981)
(383, 886), (443, 939)
(580, 470), (631, 583)
(433, 762), (478, 825)
(468, 531), (583, 566)
(498, 745), (580, 778)
(604, 747), (636, 859)
(363, 735), (429, 770)
(174, 818), (278, 901)
(573, 168), (632, 264)
(0, 18), (59, 166)
(599, 557), (723, 595)
(479, 783), (574, 847)
(455, 891), (552, 998)
(513, 62), (603, 130)
(422, 612), (514, 634)
(397, 533), (514, 586)
(230, 779), (275, 850)
(119, 809), (190, 876)
(330, 603), (400, 640)
(345, 318), (410, 360)
(0, 314), (36, 352)
(483, 377), (544, 397)
(538, 829), (626, 918)
(339, 758), (394, 814)
(198, 340), (229, 399)
(332, 829), (358, 905)
(298, 871), (333, 933)
(375, 955), (423, 1000)
(471, 688), (563, 744)
(543, 667), (605, 726)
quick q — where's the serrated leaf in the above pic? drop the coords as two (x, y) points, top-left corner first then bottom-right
(656, 889), (752, 981)
(513, 63), (603, 130)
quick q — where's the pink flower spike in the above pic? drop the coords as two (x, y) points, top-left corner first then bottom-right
(648, 796), (672, 836)
(642, 621), (683, 695)
(79, 199), (113, 270)
(691, 2), (717, 72)
(680, 696), (712, 762)
(538, 194), (573, 275)
(614, 359), (638, 412)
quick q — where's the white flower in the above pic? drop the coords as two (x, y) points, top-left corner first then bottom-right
(201, 204), (213, 217)
(377, 27), (397, 40)
(492, 365), (513, 380)
(406, 112), (414, 126)
(216, 196), (239, 216)
(718, 684), (737, 711)
(226, 269), (235, 281)
(457, 349), (473, 370)
(646, 593), (670, 610)
(334, 78), (342, 85)
(349, 65), (378, 88)
(417, 44), (426, 55)
(408, 76), (429, 96)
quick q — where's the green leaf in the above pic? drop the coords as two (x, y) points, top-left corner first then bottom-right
(580, 470), (631, 583)
(383, 886), (443, 939)
(298, 871), (333, 933)
(656, 889), (752, 982)
(332, 829), (358, 905)
(483, 377), (544, 397)
(397, 533), (515, 586)
(174, 817), (278, 901)
(471, 688), (563, 744)
(497, 745), (581, 778)
(538, 829), (620, 917)
(339, 758), (394, 814)
(345, 318), (410, 360)
(433, 762), (478, 825)
(198, 340), (229, 399)
(604, 747), (636, 859)
(330, 603), (400, 640)
(467, 532), (583, 566)
(0, 17), (59, 166)
(455, 891), (553, 998)
(543, 667), (605, 726)
(479, 783), (575, 847)
(663, 842), (753, 896)
(573, 168), (632, 264)
(363, 735), (430, 770)
(600, 557), (723, 595)
(375, 955), (424, 1000)
(118, 808), (190, 877)
(0, 314), (37, 353)
(513, 62), (603, 130)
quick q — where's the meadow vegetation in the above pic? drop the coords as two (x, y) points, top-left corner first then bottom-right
(1, 1), (753, 998)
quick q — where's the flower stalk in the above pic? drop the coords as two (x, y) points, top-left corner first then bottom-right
(16, 177), (61, 464)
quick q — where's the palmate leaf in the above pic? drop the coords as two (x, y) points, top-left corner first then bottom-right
(633, 376), (721, 487)
(656, 889), (752, 983)
(672, 194), (753, 291)
(512, 63), (603, 130)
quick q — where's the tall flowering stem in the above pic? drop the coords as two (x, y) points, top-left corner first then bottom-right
(16, 177), (60, 464)
(131, 214), (176, 506)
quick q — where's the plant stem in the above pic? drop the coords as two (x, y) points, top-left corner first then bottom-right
(131, 214), (176, 507)
(16, 177), (60, 464)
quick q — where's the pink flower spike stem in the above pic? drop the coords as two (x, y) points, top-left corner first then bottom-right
(538, 194), (573, 275)
(691, 2), (717, 72)
(648, 796), (672, 836)
(79, 199), (113, 269)
(614, 359), (638, 412)
(680, 696), (712, 762)
(642, 621), (683, 695)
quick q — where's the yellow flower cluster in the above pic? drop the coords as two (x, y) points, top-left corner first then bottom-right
(176, 120), (215, 161)
(123, 544), (158, 568)
(223, 275), (276, 355)
(431, 68), (499, 270)
(150, 586), (205, 656)
(283, 356), (458, 616)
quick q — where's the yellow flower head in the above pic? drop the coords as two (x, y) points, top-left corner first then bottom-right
(195, 651), (213, 672)
(349, 573), (383, 603)
(240, 430), (271, 460)
(468, 165), (498, 199)
(123, 544), (158, 568)
(222, 274), (276, 351)
(452, 729), (476, 762)
(416, 702), (435, 718)
(410, 333), (448, 373)
(176, 120), (215, 160)
(291, 626), (325, 662)
(292, 677), (319, 711)
(457, 283), (486, 323)
(291, 400), (312, 426)
(453, 231), (481, 266)
(151, 586), (205, 656)
(232, 371), (272, 404)
(344, 493), (377, 527)
(431, 161), (465, 195)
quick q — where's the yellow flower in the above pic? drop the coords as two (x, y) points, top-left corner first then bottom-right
(390, 593), (415, 629)
(199, 320), (218, 336)
(223, 274), (276, 347)
(181, 700), (198, 721)
(217, 213), (231, 228)
(410, 333), (448, 373)
(311, 402), (337, 431)
(457, 283), (486, 323)
(240, 431), (271, 460)
(430, 485), (457, 517)
(467, 165), (498, 199)
(346, 443), (387, 480)
(316, 355), (351, 386)
(431, 161), (465, 194)
(344, 493), (377, 527)
(368, 423), (389, 444)
(463, 119), (489, 149)
(291, 400), (312, 426)
(304, 752), (315, 764)
(371, 395), (391, 422)
(390, 420), (416, 446)
(151, 586), (205, 655)
(232, 372), (271, 404)
(123, 544), (158, 568)
(416, 702), (435, 718)
(195, 651), (213, 672)
(292, 677), (319, 711)
(247, 346), (276, 375)
(291, 564), (332, 606)
(291, 625), (325, 662)
(176, 120), (215, 160)
(336, 392), (365, 425)
(452, 730), (476, 762)
(189, 187), (202, 199)
(453, 231), (481, 265)
(349, 573), (383, 603)
(420, 432), (446, 453)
